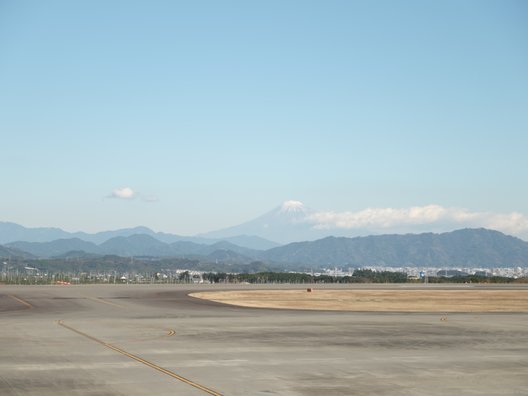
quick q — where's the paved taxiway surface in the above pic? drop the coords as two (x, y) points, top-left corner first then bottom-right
(1, 284), (527, 395)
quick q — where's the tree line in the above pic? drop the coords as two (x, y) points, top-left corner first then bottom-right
(202, 269), (409, 284)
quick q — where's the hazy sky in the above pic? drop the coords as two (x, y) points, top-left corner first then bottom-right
(1, 1), (527, 236)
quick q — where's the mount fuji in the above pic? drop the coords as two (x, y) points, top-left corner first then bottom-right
(201, 200), (334, 244)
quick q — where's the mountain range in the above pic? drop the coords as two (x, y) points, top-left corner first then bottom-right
(0, 222), (279, 250)
(2, 228), (528, 269)
(5, 235), (257, 262)
(263, 228), (528, 268)
(0, 200), (363, 247)
(2, 202), (528, 269)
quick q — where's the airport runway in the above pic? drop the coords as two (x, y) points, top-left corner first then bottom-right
(1, 283), (527, 395)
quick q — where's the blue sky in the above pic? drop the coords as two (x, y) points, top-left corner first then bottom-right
(1, 1), (527, 237)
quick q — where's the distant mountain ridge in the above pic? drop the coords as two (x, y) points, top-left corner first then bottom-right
(0, 221), (279, 250)
(2, 228), (528, 269)
(0, 244), (34, 259)
(261, 228), (528, 268)
(3, 201), (528, 248)
(5, 234), (262, 260)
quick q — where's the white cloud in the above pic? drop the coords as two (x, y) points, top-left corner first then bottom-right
(109, 187), (136, 200)
(482, 212), (528, 236)
(307, 205), (528, 238)
(106, 187), (159, 203)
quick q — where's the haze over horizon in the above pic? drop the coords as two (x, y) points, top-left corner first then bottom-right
(2, 200), (528, 244)
(1, 1), (527, 238)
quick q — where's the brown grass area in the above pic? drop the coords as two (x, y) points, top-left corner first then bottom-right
(190, 289), (528, 312)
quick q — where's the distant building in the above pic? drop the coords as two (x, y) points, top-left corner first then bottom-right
(436, 269), (468, 278)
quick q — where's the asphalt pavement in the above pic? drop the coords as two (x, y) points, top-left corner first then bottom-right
(1, 283), (527, 395)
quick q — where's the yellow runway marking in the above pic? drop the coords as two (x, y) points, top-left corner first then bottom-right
(57, 321), (222, 396)
(87, 297), (125, 309)
(7, 295), (33, 309)
(127, 328), (176, 343)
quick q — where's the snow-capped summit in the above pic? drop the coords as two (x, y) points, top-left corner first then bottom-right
(279, 200), (307, 214)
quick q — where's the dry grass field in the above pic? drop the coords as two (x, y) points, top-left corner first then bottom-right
(190, 288), (528, 312)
